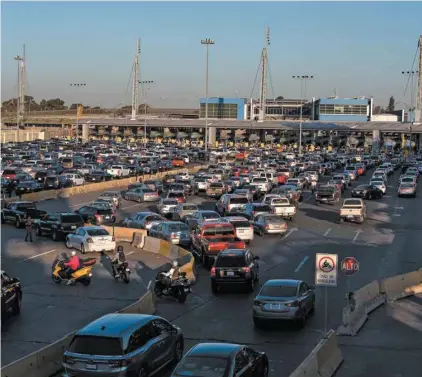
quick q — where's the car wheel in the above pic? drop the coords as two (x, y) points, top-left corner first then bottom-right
(262, 362), (269, 377)
(247, 279), (255, 293)
(65, 238), (72, 249)
(258, 228), (264, 237)
(15, 216), (21, 228)
(253, 317), (261, 328)
(137, 197), (142, 203)
(137, 366), (149, 377)
(1, 214), (5, 224)
(298, 310), (307, 329)
(52, 230), (59, 242)
(36, 226), (43, 237)
(81, 244), (86, 254)
(12, 294), (21, 315)
(368, 193), (372, 200)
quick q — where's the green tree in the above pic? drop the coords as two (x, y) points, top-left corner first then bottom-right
(275, 96), (284, 101)
(387, 96), (395, 113)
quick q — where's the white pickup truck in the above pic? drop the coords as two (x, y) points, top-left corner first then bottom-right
(269, 197), (296, 221)
(339, 198), (366, 224)
(251, 177), (271, 193)
(106, 165), (131, 178)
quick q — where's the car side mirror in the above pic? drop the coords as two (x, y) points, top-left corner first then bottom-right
(170, 327), (178, 335)
(309, 285), (315, 290)
(254, 256), (260, 260)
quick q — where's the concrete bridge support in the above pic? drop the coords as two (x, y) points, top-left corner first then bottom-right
(208, 127), (216, 147)
(82, 123), (89, 143)
(371, 130), (380, 155)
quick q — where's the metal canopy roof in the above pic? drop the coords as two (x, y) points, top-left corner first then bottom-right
(79, 118), (422, 133)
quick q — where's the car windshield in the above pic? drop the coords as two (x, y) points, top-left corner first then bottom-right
(210, 183), (223, 188)
(253, 205), (272, 212)
(86, 228), (109, 236)
(202, 212), (220, 219)
(230, 220), (251, 228)
(182, 205), (197, 211)
(69, 336), (122, 356)
(174, 356), (228, 377)
(260, 285), (297, 297)
(168, 223), (189, 231)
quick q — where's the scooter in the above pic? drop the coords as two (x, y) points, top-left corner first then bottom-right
(112, 260), (131, 284)
(52, 254), (96, 286)
(154, 271), (192, 303)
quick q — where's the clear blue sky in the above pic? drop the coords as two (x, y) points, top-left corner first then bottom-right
(2, 1), (421, 109)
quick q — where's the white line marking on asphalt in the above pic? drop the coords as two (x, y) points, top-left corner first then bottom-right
(352, 230), (363, 243)
(323, 228), (332, 237)
(120, 203), (145, 210)
(126, 251), (135, 256)
(19, 249), (56, 262)
(283, 227), (298, 239)
(294, 256), (309, 272)
(69, 201), (93, 208)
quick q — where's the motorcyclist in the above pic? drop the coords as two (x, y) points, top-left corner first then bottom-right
(64, 251), (81, 285)
(111, 245), (127, 278)
(162, 261), (180, 289)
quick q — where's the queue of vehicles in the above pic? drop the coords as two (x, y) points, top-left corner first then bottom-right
(2, 141), (422, 377)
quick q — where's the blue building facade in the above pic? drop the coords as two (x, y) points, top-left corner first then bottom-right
(314, 98), (371, 122)
(199, 97), (246, 120)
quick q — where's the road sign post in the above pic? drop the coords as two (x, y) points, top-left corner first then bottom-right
(341, 256), (360, 293)
(315, 253), (338, 337)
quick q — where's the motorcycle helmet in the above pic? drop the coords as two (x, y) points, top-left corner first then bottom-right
(172, 261), (178, 267)
(117, 245), (124, 253)
(71, 251), (77, 257)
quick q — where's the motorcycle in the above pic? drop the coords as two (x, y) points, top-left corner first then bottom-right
(154, 270), (192, 303)
(112, 260), (131, 284)
(52, 253), (96, 286)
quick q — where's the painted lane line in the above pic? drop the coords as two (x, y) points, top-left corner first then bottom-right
(126, 251), (135, 256)
(283, 227), (298, 240)
(352, 230), (363, 244)
(323, 228), (332, 237)
(294, 256), (309, 273)
(19, 249), (56, 263)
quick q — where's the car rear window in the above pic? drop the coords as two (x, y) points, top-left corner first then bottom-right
(182, 205), (197, 210)
(174, 356), (228, 377)
(230, 221), (250, 228)
(143, 188), (155, 193)
(168, 192), (184, 198)
(69, 335), (122, 356)
(215, 255), (246, 268)
(210, 183), (223, 188)
(16, 203), (36, 210)
(86, 228), (109, 236)
(62, 215), (83, 223)
(230, 197), (249, 204)
(253, 205), (272, 212)
(203, 226), (234, 236)
(260, 285), (297, 297)
(163, 199), (178, 205)
(344, 199), (363, 206)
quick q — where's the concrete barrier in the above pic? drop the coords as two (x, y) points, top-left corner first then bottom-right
(119, 286), (156, 315)
(314, 330), (343, 377)
(1, 331), (76, 377)
(287, 351), (320, 377)
(380, 269), (422, 302)
(132, 232), (145, 248)
(337, 280), (384, 336)
(143, 236), (162, 254)
(99, 225), (147, 243)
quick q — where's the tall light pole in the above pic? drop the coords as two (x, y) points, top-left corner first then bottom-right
(70, 83), (87, 143)
(401, 70), (419, 150)
(14, 45), (26, 142)
(140, 80), (154, 145)
(292, 75), (314, 155)
(201, 38), (215, 152)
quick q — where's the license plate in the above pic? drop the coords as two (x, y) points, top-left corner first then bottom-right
(71, 226), (76, 229)
(238, 230), (244, 234)
(99, 240), (106, 244)
(226, 271), (234, 276)
(105, 216), (110, 219)
(347, 215), (354, 219)
(270, 304), (282, 310)
(92, 178), (96, 180)
(85, 364), (97, 370)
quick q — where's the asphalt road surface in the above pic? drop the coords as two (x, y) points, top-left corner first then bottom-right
(2, 166), (422, 377)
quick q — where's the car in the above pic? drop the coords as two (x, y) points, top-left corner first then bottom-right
(75, 205), (116, 225)
(123, 212), (167, 230)
(1, 270), (22, 322)
(210, 248), (260, 293)
(156, 198), (179, 217)
(63, 313), (184, 377)
(251, 214), (288, 236)
(65, 226), (116, 254)
(148, 221), (191, 247)
(253, 279), (315, 328)
(351, 184), (383, 200)
(124, 187), (160, 203)
(171, 203), (199, 222)
(238, 203), (273, 220)
(397, 182), (417, 197)
(34, 212), (84, 241)
(171, 343), (269, 377)
(187, 210), (222, 230)
(98, 191), (122, 208)
(222, 216), (254, 244)
(369, 179), (387, 194)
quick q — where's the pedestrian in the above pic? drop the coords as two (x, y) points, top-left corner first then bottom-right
(24, 213), (33, 242)
(6, 181), (13, 198)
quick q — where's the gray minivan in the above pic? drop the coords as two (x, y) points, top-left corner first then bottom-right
(63, 313), (184, 377)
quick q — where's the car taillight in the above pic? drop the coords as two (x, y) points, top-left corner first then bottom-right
(121, 358), (132, 367)
(87, 238), (94, 243)
(253, 299), (264, 306)
(63, 355), (75, 364)
(170, 233), (177, 238)
(243, 267), (251, 274)
(210, 266), (216, 277)
(264, 225), (270, 229)
(95, 214), (102, 221)
(250, 225), (253, 230)
(283, 223), (288, 228)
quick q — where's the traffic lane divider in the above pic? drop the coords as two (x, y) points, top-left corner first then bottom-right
(118, 284), (156, 314)
(380, 269), (422, 302)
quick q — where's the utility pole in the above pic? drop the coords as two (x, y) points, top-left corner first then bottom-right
(258, 27), (270, 123)
(292, 75), (314, 155)
(201, 38), (215, 152)
(139, 80), (154, 146)
(131, 38), (141, 120)
(417, 36), (422, 111)
(14, 44), (26, 142)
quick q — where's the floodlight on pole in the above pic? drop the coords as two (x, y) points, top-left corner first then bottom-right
(70, 83), (87, 143)
(201, 38), (215, 152)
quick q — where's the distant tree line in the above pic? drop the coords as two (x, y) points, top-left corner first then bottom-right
(373, 96), (396, 115)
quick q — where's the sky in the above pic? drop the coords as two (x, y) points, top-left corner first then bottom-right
(1, 1), (421, 110)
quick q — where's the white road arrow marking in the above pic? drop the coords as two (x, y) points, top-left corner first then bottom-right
(352, 229), (363, 243)
(324, 228), (332, 237)
(284, 227), (298, 240)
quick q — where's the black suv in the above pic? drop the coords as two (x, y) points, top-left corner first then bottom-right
(2, 271), (22, 323)
(210, 249), (260, 294)
(34, 212), (85, 241)
(74, 206), (115, 225)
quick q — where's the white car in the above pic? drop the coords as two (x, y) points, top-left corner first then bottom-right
(62, 173), (85, 186)
(369, 179), (387, 194)
(65, 226), (116, 254)
(222, 216), (254, 244)
(106, 165), (131, 178)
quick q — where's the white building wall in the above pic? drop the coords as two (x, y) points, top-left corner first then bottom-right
(370, 114), (398, 122)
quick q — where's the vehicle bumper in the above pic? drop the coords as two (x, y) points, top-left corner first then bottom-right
(398, 191), (415, 196)
(63, 366), (128, 377)
(85, 242), (116, 253)
(253, 306), (300, 321)
(265, 228), (288, 234)
(212, 277), (252, 285)
(144, 197), (160, 202)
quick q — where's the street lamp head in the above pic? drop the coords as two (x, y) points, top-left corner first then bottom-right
(201, 39), (215, 45)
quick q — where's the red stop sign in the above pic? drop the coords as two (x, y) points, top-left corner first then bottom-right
(341, 257), (359, 276)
